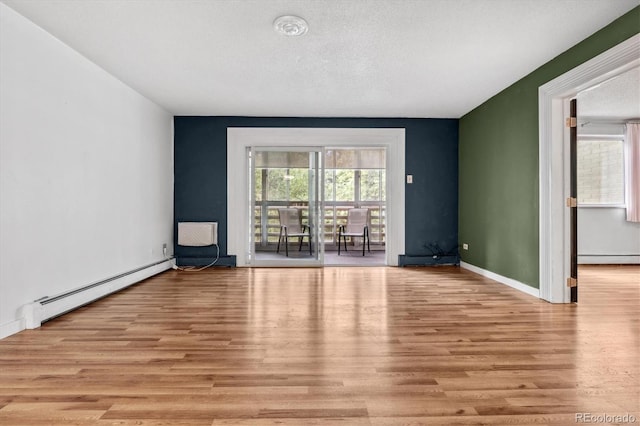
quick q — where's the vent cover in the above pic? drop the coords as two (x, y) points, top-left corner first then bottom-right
(178, 222), (218, 246)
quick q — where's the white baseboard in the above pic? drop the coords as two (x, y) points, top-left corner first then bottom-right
(0, 318), (25, 340)
(1, 260), (173, 340)
(28, 260), (173, 329)
(460, 261), (540, 299)
(578, 255), (640, 264)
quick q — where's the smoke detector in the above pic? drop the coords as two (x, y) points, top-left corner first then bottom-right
(273, 15), (309, 37)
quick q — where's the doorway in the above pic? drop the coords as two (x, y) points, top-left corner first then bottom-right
(323, 148), (387, 266)
(227, 128), (406, 267)
(573, 67), (640, 301)
(249, 146), (388, 267)
(538, 34), (639, 302)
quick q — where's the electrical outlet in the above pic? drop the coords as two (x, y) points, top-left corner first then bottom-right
(163, 243), (167, 256)
(462, 243), (469, 250)
(406, 174), (413, 184)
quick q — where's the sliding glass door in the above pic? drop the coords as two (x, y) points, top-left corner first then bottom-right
(248, 147), (323, 266)
(323, 148), (387, 251)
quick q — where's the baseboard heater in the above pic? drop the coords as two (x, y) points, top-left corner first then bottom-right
(22, 259), (172, 329)
(578, 254), (640, 264)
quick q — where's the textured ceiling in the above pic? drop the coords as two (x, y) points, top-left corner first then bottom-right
(578, 67), (640, 121)
(2, 0), (638, 117)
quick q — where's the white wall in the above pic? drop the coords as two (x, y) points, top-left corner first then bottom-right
(0, 4), (174, 338)
(578, 207), (640, 263)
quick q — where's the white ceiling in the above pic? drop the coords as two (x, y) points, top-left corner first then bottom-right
(578, 67), (640, 121)
(2, 0), (638, 117)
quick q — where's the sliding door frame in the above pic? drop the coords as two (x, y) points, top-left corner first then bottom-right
(227, 128), (405, 267)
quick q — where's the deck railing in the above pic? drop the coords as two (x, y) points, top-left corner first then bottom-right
(253, 201), (385, 249)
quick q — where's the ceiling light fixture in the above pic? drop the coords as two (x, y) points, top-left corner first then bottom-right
(273, 15), (308, 37)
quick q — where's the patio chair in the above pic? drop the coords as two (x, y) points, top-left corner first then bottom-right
(276, 208), (312, 256)
(338, 208), (371, 256)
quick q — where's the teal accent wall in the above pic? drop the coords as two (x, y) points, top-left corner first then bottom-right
(174, 117), (458, 266)
(459, 7), (640, 288)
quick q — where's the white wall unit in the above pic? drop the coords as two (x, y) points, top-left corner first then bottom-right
(578, 207), (640, 264)
(0, 4), (174, 338)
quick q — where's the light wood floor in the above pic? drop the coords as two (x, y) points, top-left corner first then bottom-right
(0, 265), (638, 425)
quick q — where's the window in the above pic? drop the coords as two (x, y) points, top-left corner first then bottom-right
(577, 138), (625, 205)
(252, 148), (387, 248)
(360, 169), (385, 201)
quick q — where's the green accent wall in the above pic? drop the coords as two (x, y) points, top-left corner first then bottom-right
(459, 7), (640, 288)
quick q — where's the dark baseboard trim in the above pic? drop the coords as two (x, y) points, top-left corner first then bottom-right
(398, 255), (460, 267)
(176, 256), (237, 267)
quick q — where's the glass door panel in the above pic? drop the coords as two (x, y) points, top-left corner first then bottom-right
(249, 147), (323, 266)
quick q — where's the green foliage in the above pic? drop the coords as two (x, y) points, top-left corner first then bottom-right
(360, 170), (385, 201)
(258, 167), (386, 203)
(254, 169), (262, 201)
(267, 169), (286, 200)
(255, 168), (311, 201)
(335, 170), (355, 201)
(288, 168), (309, 201)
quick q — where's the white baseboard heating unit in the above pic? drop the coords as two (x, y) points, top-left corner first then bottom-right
(22, 259), (172, 329)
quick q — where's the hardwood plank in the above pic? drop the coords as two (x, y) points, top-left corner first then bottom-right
(0, 264), (637, 424)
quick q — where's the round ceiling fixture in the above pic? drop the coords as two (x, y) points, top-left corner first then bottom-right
(273, 15), (308, 37)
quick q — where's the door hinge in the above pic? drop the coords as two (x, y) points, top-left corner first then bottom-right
(566, 117), (577, 128)
(567, 277), (578, 288)
(566, 197), (577, 207)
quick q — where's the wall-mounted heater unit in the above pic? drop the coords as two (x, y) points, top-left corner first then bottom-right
(23, 260), (171, 329)
(178, 222), (218, 246)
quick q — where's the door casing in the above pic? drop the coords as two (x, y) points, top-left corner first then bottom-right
(227, 128), (406, 267)
(538, 34), (639, 302)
